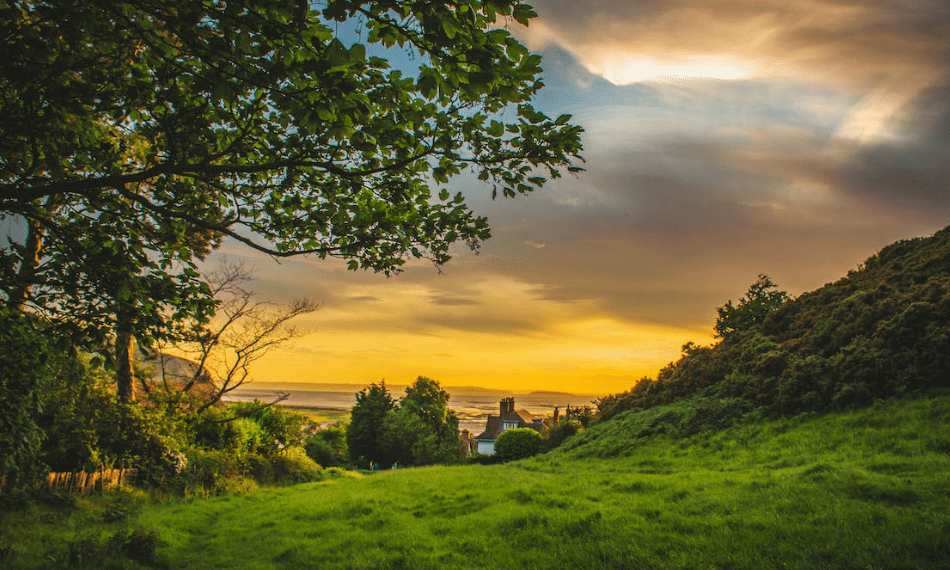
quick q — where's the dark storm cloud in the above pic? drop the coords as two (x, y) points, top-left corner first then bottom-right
(831, 82), (950, 211)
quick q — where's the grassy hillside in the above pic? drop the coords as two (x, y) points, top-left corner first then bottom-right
(597, 226), (950, 422)
(5, 391), (949, 569)
(4, 228), (949, 569)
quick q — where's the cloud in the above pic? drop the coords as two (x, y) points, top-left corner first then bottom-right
(526, 1), (949, 83)
(198, 2), (950, 393)
(523, 0), (950, 149)
(429, 294), (480, 306)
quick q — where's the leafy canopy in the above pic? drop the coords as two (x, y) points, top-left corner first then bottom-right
(0, 0), (583, 345)
(714, 274), (790, 340)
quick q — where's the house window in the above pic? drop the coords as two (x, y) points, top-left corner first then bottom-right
(502, 421), (518, 431)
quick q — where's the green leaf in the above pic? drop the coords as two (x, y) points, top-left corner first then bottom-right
(441, 18), (459, 39)
(349, 43), (366, 63)
(512, 4), (538, 26)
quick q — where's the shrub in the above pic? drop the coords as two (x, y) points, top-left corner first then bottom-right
(172, 449), (247, 496)
(226, 402), (307, 457)
(304, 426), (348, 467)
(542, 421), (581, 452)
(0, 308), (55, 487)
(269, 447), (324, 484)
(495, 428), (542, 461)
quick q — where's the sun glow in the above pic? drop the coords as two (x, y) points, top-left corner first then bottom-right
(592, 54), (754, 84)
(245, 278), (715, 396)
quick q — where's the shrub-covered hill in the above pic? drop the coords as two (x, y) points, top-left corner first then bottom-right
(597, 226), (950, 423)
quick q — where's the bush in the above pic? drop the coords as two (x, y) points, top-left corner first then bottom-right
(304, 425), (348, 467)
(542, 421), (581, 452)
(495, 428), (542, 461)
(226, 402), (306, 457)
(0, 308), (54, 487)
(269, 447), (324, 484)
(171, 449), (254, 496)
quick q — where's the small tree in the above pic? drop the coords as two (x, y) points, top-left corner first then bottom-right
(495, 427), (541, 461)
(346, 382), (395, 466)
(715, 275), (790, 340)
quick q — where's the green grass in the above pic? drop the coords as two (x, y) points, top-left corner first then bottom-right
(4, 393), (950, 569)
(285, 406), (349, 425)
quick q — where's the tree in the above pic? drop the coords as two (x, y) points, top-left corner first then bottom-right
(714, 275), (790, 340)
(1, 0), (585, 371)
(346, 382), (395, 466)
(382, 376), (459, 466)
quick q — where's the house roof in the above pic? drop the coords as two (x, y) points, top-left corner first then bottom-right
(474, 408), (540, 441)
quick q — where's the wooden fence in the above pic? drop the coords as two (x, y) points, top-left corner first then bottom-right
(44, 468), (137, 493)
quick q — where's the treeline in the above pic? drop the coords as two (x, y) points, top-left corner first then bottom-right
(0, 307), (474, 493)
(595, 226), (950, 431)
(0, 308), (344, 495)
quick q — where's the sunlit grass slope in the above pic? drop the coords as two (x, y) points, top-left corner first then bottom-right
(140, 392), (950, 570)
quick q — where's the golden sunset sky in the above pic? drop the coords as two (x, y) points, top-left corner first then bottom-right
(211, 0), (950, 395)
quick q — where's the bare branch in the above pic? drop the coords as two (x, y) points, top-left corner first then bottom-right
(160, 259), (318, 411)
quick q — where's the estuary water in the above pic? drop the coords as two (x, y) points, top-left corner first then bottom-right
(223, 382), (599, 434)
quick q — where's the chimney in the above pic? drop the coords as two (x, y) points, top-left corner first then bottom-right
(500, 398), (507, 415)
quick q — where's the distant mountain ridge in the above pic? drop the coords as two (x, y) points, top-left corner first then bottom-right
(597, 225), (950, 422)
(240, 381), (595, 399)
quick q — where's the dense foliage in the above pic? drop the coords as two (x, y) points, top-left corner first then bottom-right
(597, 226), (950, 426)
(0, 307), (55, 486)
(0, 322), (323, 494)
(347, 377), (460, 467)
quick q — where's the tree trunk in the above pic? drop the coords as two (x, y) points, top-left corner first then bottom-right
(115, 317), (135, 402)
(9, 217), (44, 311)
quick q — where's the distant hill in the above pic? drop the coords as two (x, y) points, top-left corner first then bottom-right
(597, 225), (950, 423)
(523, 390), (588, 398)
(133, 351), (219, 402)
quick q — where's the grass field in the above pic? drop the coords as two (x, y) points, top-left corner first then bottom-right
(284, 406), (349, 426)
(3, 392), (949, 569)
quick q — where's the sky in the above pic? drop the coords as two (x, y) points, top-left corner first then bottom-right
(212, 0), (950, 395)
